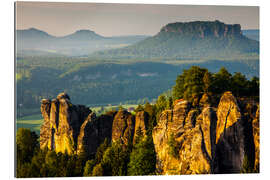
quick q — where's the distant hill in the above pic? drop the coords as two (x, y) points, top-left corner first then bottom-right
(242, 29), (259, 41)
(94, 20), (259, 60)
(16, 28), (148, 56)
(17, 28), (55, 41)
(59, 29), (105, 41)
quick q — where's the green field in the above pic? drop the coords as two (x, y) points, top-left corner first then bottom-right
(16, 114), (43, 135)
(88, 103), (139, 115)
(16, 104), (139, 134)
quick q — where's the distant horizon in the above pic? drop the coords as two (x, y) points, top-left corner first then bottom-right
(16, 2), (259, 37)
(16, 23), (260, 38)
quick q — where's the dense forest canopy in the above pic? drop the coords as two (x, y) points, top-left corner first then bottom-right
(16, 56), (259, 117)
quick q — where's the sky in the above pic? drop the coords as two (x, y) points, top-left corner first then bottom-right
(16, 2), (259, 37)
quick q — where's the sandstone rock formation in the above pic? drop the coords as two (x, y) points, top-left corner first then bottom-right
(40, 93), (96, 155)
(153, 98), (217, 175)
(111, 110), (135, 145)
(214, 91), (244, 173)
(253, 106), (260, 171)
(133, 111), (149, 142)
(40, 91), (259, 174)
(77, 112), (115, 156)
(152, 91), (259, 175)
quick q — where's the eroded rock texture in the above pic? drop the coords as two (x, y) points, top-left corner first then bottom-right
(40, 93), (93, 154)
(152, 91), (259, 174)
(253, 106), (260, 171)
(214, 91), (244, 173)
(133, 111), (149, 142)
(77, 112), (115, 156)
(40, 91), (259, 174)
(111, 110), (135, 145)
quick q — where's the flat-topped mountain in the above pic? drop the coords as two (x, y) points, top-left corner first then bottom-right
(95, 20), (259, 59)
(159, 20), (241, 38)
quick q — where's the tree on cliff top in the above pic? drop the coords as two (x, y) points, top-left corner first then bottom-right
(172, 66), (259, 102)
(173, 66), (207, 101)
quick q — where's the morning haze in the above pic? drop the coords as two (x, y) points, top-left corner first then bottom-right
(16, 2), (259, 37)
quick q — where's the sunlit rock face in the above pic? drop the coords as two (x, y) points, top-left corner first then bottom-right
(252, 106), (260, 171)
(153, 91), (259, 174)
(153, 100), (216, 175)
(214, 91), (244, 173)
(39, 91), (259, 174)
(40, 93), (91, 154)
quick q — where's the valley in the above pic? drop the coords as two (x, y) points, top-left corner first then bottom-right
(16, 20), (260, 177)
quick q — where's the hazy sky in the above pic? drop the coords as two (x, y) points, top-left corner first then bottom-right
(16, 2), (259, 37)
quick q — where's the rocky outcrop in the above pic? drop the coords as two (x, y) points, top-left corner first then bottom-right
(77, 112), (115, 156)
(214, 91), (244, 173)
(133, 111), (149, 142)
(152, 98), (217, 175)
(40, 93), (92, 154)
(40, 99), (51, 149)
(111, 110), (135, 145)
(252, 106), (260, 171)
(152, 91), (259, 174)
(40, 91), (259, 174)
(178, 107), (217, 174)
(215, 91), (242, 144)
(160, 20), (242, 38)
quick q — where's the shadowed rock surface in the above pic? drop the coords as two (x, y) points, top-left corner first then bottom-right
(111, 110), (135, 145)
(214, 91), (244, 173)
(77, 112), (115, 156)
(133, 111), (149, 143)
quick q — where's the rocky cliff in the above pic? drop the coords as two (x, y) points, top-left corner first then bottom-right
(40, 93), (91, 154)
(95, 20), (259, 59)
(160, 20), (242, 38)
(40, 92), (259, 174)
(152, 92), (259, 174)
(253, 106), (260, 171)
(40, 92), (115, 156)
(111, 110), (135, 145)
